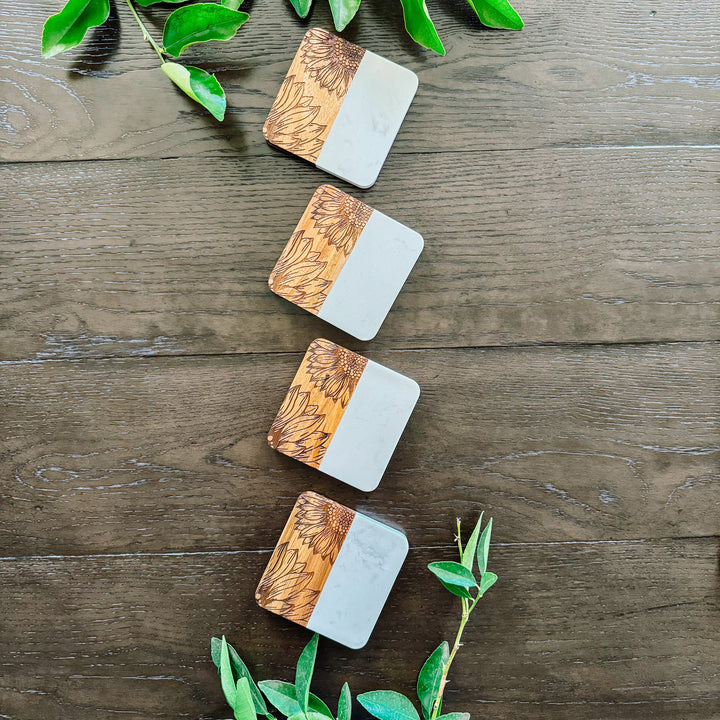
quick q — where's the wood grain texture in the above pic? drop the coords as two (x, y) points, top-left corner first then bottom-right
(2, 149), (718, 361)
(1, 0), (718, 162)
(1, 343), (717, 557)
(1, 539), (717, 720)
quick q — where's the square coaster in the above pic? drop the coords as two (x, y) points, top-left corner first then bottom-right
(269, 185), (423, 341)
(268, 338), (420, 492)
(255, 491), (408, 649)
(262, 28), (418, 188)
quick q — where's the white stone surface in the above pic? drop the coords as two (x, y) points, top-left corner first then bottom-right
(318, 210), (424, 341)
(318, 359), (420, 491)
(316, 51), (418, 188)
(307, 512), (409, 649)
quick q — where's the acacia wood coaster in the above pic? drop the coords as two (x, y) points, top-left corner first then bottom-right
(263, 28), (419, 188)
(256, 491), (408, 648)
(269, 184), (423, 341)
(268, 338), (419, 492)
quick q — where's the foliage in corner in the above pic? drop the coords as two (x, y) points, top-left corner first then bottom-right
(211, 514), (497, 720)
(296, 0), (524, 54)
(41, 0), (250, 120)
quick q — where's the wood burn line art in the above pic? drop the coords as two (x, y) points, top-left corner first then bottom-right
(267, 384), (329, 468)
(269, 230), (331, 313)
(292, 491), (355, 562)
(299, 28), (365, 98)
(267, 340), (369, 467)
(255, 541), (320, 625)
(309, 184), (372, 256)
(263, 74), (326, 162)
(305, 338), (367, 408)
(256, 493), (356, 625)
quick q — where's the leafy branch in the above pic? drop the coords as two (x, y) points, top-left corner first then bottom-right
(212, 514), (497, 720)
(41, 0), (249, 120)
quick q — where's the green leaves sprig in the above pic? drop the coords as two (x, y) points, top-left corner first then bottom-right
(41, 0), (250, 120)
(211, 515), (497, 720)
(290, 1), (523, 53)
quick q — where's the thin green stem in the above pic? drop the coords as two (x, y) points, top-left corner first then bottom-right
(125, 0), (166, 62)
(430, 592), (482, 719)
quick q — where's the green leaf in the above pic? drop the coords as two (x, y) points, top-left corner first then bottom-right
(436, 714), (470, 720)
(221, 0), (245, 7)
(41, 0), (110, 58)
(161, 62), (226, 121)
(428, 562), (477, 588)
(479, 571), (498, 595)
(210, 637), (267, 715)
(461, 513), (483, 573)
(162, 3), (249, 57)
(288, 714), (330, 720)
(398, 0), (445, 56)
(258, 681), (333, 720)
(220, 636), (237, 709)
(135, 0), (191, 7)
(439, 579), (473, 599)
(465, 0), (523, 30)
(338, 683), (352, 720)
(328, 0), (361, 31)
(288, 0), (313, 18)
(417, 642), (448, 720)
(357, 691), (421, 720)
(295, 633), (319, 714)
(476, 517), (493, 575)
(235, 677), (257, 720)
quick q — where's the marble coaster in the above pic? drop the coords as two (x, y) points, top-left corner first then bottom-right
(269, 185), (423, 341)
(256, 491), (408, 648)
(268, 338), (420, 492)
(262, 28), (418, 188)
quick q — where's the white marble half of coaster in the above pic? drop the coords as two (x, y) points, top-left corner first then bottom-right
(263, 28), (418, 188)
(306, 511), (408, 648)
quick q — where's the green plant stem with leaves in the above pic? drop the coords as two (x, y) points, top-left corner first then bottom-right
(41, 0), (522, 120)
(212, 514), (497, 720)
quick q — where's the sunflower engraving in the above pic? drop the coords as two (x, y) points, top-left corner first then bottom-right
(269, 230), (331, 313)
(268, 384), (329, 466)
(300, 28), (365, 98)
(293, 492), (354, 562)
(263, 74), (326, 162)
(255, 541), (320, 624)
(305, 338), (368, 408)
(310, 185), (372, 256)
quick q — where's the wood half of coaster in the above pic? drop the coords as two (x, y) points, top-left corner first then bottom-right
(262, 28), (418, 188)
(255, 491), (408, 649)
(269, 185), (423, 341)
(268, 338), (420, 492)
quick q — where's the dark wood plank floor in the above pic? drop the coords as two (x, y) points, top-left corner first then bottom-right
(1, 1), (718, 719)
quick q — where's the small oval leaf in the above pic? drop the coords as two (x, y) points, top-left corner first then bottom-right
(461, 513), (484, 573)
(328, 0), (362, 31)
(436, 714), (471, 720)
(161, 62), (226, 121)
(288, 0), (313, 18)
(398, 0), (445, 55)
(41, 0), (110, 58)
(338, 682), (352, 720)
(234, 677), (256, 720)
(439, 579), (473, 599)
(428, 561), (477, 588)
(477, 517), (493, 576)
(358, 691), (421, 720)
(417, 642), (448, 719)
(220, 636), (237, 709)
(480, 571), (498, 595)
(465, 0), (523, 30)
(295, 633), (319, 713)
(162, 4), (249, 57)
